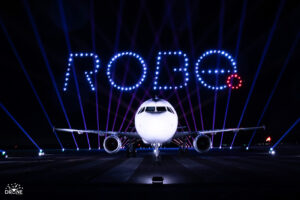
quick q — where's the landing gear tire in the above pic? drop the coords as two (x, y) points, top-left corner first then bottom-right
(179, 148), (188, 155)
(126, 148), (137, 158)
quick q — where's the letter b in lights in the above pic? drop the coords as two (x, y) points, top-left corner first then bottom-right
(153, 51), (189, 90)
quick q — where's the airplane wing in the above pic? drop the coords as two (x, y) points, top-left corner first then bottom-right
(173, 125), (265, 138)
(54, 128), (140, 138)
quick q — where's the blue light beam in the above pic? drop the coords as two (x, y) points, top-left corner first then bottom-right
(106, 0), (124, 134)
(57, 0), (91, 149)
(0, 20), (64, 149)
(231, 0), (285, 147)
(23, 0), (78, 148)
(248, 31), (300, 147)
(0, 102), (41, 150)
(272, 118), (300, 149)
(220, 0), (247, 148)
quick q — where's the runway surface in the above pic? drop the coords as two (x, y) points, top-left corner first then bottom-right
(0, 147), (300, 199)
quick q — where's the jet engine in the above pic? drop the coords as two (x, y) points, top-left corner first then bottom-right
(193, 135), (211, 153)
(103, 135), (121, 154)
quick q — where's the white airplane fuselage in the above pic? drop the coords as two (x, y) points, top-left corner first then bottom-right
(134, 98), (178, 146)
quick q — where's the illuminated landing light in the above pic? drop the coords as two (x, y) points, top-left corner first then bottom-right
(62, 148), (65, 152)
(229, 146), (232, 150)
(2, 151), (5, 156)
(98, 147), (101, 150)
(89, 147), (91, 151)
(246, 146), (249, 150)
(76, 148), (79, 151)
(219, 146), (222, 149)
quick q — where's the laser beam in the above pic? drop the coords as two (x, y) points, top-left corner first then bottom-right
(272, 118), (300, 149)
(0, 19), (64, 149)
(231, 0), (285, 147)
(0, 102), (41, 151)
(248, 31), (300, 148)
(23, 0), (78, 149)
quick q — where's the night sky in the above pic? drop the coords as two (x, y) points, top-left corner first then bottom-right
(0, 0), (299, 150)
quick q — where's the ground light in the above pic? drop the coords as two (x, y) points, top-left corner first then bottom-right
(1, 151), (8, 159)
(38, 149), (44, 156)
(152, 176), (164, 185)
(269, 148), (276, 155)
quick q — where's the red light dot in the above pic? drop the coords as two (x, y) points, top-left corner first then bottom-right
(226, 74), (243, 90)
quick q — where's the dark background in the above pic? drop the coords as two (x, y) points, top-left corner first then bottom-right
(0, 0), (299, 150)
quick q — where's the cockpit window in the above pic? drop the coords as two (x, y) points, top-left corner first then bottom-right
(156, 106), (166, 112)
(138, 107), (145, 114)
(145, 106), (155, 112)
(167, 107), (174, 114)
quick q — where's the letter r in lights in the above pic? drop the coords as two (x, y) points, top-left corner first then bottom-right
(63, 52), (100, 92)
(153, 51), (189, 90)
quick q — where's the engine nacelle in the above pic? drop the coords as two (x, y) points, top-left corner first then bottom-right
(193, 135), (211, 153)
(103, 135), (121, 154)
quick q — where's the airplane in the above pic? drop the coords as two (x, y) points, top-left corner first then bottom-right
(55, 96), (265, 159)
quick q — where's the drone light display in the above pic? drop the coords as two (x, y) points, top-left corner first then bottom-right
(63, 49), (243, 92)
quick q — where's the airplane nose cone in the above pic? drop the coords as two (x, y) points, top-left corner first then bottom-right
(135, 113), (177, 143)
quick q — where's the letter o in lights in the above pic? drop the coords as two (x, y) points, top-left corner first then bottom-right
(106, 52), (147, 91)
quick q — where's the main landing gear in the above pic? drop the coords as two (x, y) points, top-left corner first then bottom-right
(126, 143), (137, 157)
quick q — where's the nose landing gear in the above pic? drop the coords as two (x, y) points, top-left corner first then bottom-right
(152, 143), (161, 163)
(179, 141), (189, 155)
